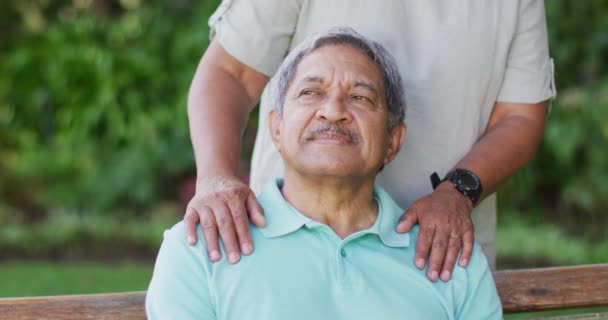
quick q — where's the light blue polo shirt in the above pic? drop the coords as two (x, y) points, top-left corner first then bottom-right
(146, 179), (502, 320)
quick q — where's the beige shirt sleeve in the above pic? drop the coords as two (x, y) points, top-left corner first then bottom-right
(208, 0), (302, 76)
(497, 0), (557, 103)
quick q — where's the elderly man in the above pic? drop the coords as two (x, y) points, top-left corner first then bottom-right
(147, 29), (502, 320)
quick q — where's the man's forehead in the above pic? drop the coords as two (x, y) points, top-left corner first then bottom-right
(295, 74), (380, 94)
(293, 47), (382, 89)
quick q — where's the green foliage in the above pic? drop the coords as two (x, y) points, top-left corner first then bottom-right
(497, 0), (608, 237)
(546, 0), (608, 88)
(0, 207), (176, 259)
(498, 211), (608, 265)
(0, 1), (220, 215)
(499, 80), (608, 238)
(1, 0), (607, 233)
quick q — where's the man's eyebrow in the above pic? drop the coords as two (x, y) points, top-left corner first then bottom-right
(353, 81), (379, 96)
(297, 76), (325, 86)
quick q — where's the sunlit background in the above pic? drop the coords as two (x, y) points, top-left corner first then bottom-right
(1, 0), (607, 315)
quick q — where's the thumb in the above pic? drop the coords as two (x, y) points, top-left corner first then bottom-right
(395, 208), (418, 233)
(246, 192), (266, 227)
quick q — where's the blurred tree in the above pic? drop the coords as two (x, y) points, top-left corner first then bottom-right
(497, 0), (608, 239)
(0, 0), (607, 230)
(1, 0), (220, 218)
(546, 0), (608, 88)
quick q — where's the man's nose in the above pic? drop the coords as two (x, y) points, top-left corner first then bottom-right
(315, 95), (352, 123)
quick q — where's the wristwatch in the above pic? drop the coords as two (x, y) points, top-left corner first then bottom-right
(430, 169), (483, 206)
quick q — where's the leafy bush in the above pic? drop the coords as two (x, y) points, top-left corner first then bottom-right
(1, 0), (607, 227)
(546, 0), (608, 89)
(492, 0), (608, 238)
(1, 0), (219, 217)
(499, 80), (608, 239)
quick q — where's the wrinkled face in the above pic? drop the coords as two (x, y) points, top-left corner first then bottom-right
(269, 44), (406, 180)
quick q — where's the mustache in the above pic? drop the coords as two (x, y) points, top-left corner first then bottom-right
(303, 124), (360, 143)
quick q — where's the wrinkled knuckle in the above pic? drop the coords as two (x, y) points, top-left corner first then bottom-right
(197, 195), (215, 205)
(232, 213), (248, 225)
(200, 218), (216, 231)
(188, 196), (206, 209)
(225, 188), (243, 199)
(448, 241), (461, 250)
(433, 240), (448, 250)
(184, 207), (195, 219)
(417, 233), (432, 243)
(216, 216), (234, 229)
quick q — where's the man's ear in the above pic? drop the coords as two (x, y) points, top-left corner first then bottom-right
(384, 122), (407, 166)
(268, 109), (282, 152)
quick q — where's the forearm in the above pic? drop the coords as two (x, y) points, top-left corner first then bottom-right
(452, 101), (549, 200)
(188, 65), (252, 177)
(187, 41), (269, 179)
(183, 40), (269, 253)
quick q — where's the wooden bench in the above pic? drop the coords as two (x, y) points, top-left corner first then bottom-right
(1, 264), (607, 320)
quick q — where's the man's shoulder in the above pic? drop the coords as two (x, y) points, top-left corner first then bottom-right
(159, 221), (263, 276)
(158, 221), (217, 269)
(163, 221), (190, 246)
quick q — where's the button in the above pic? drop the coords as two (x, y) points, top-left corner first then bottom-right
(340, 249), (347, 257)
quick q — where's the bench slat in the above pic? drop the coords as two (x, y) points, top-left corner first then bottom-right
(495, 264), (608, 313)
(0, 292), (146, 320)
(0, 264), (606, 319)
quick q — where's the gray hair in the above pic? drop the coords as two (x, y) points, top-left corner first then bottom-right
(272, 27), (406, 129)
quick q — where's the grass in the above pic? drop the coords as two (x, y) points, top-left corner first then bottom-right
(497, 211), (608, 266)
(504, 307), (608, 319)
(0, 209), (178, 260)
(0, 261), (153, 298)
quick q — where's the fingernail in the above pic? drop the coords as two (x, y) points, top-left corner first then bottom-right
(441, 270), (451, 282)
(228, 253), (240, 264)
(210, 250), (221, 261)
(242, 243), (253, 255)
(415, 258), (425, 269)
(459, 259), (468, 267)
(187, 236), (195, 245)
(429, 270), (438, 282)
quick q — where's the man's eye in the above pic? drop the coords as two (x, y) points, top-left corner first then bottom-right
(352, 95), (370, 102)
(301, 90), (318, 95)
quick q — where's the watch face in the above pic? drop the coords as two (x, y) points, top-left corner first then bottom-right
(458, 171), (479, 190)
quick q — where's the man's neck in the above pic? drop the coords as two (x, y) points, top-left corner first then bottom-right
(280, 171), (378, 239)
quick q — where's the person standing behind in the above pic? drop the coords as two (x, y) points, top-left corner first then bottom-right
(183, 0), (556, 280)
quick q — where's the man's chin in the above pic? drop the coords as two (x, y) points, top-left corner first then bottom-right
(294, 162), (367, 178)
(308, 137), (356, 146)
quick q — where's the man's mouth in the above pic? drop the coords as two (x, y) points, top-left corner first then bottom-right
(304, 125), (360, 144)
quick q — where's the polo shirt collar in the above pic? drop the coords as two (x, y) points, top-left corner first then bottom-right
(371, 185), (411, 248)
(257, 179), (312, 238)
(258, 179), (410, 248)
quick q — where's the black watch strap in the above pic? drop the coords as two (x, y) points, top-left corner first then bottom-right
(430, 169), (483, 205)
(430, 172), (441, 190)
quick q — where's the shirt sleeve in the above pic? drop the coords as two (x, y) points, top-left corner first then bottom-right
(497, 0), (556, 103)
(455, 245), (503, 320)
(146, 223), (215, 320)
(208, 0), (302, 76)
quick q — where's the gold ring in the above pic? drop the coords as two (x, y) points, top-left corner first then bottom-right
(450, 233), (461, 239)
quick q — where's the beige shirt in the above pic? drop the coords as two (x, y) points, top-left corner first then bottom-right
(209, 0), (556, 268)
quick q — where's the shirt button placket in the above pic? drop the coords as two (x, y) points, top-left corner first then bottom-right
(336, 246), (347, 287)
